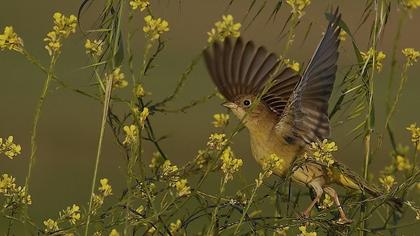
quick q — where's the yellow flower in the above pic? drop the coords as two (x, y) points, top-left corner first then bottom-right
(106, 67), (127, 89)
(0, 174), (32, 205)
(99, 178), (113, 197)
(43, 218), (59, 232)
(284, 58), (300, 72)
(136, 205), (144, 214)
(361, 48), (386, 72)
(52, 12), (77, 37)
(320, 193), (334, 209)
(305, 139), (337, 167)
(298, 225), (317, 236)
(123, 124), (138, 145)
(139, 107), (149, 128)
(338, 31), (347, 41)
(402, 0), (420, 9)
(275, 227), (289, 236)
(130, 0), (150, 11)
(85, 39), (103, 56)
(212, 113), (229, 128)
(44, 12), (77, 56)
(0, 136), (22, 159)
(207, 15), (241, 43)
(143, 15), (169, 41)
(0, 26), (24, 53)
(379, 175), (396, 192)
(261, 153), (284, 178)
(286, 0), (311, 18)
(169, 219), (182, 234)
(135, 84), (145, 97)
(207, 133), (228, 150)
(402, 48), (420, 66)
(109, 229), (120, 236)
(161, 160), (179, 181)
(220, 147), (243, 182)
(395, 155), (412, 171)
(407, 123), (420, 150)
(174, 179), (191, 197)
(60, 204), (81, 225)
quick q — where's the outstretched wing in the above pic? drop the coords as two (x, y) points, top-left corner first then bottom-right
(275, 9), (342, 146)
(203, 37), (301, 116)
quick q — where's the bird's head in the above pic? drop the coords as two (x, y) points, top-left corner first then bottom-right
(222, 95), (273, 127)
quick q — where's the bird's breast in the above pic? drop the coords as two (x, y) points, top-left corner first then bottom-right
(249, 130), (301, 176)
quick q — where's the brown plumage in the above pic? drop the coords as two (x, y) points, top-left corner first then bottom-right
(204, 9), (401, 224)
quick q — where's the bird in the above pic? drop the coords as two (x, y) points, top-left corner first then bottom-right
(203, 9), (401, 224)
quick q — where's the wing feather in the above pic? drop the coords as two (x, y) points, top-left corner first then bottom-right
(275, 9), (342, 146)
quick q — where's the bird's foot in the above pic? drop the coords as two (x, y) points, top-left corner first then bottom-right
(336, 217), (352, 225)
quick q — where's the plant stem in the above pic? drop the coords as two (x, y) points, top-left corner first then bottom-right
(84, 76), (113, 236)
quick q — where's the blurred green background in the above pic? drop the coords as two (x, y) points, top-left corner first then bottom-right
(1, 0), (419, 231)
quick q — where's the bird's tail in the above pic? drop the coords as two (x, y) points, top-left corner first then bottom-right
(330, 162), (403, 211)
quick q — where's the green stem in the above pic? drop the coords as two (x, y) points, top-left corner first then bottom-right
(84, 76), (113, 236)
(24, 53), (57, 191)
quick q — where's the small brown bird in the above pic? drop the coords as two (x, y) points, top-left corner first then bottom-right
(204, 9), (401, 224)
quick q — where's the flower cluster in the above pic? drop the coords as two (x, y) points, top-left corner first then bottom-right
(143, 15), (169, 41)
(286, 0), (311, 18)
(59, 204), (81, 225)
(379, 175), (396, 192)
(43, 219), (59, 233)
(220, 147), (243, 182)
(305, 139), (337, 167)
(284, 58), (300, 72)
(207, 15), (241, 43)
(174, 179), (191, 197)
(298, 225), (317, 236)
(255, 154), (284, 187)
(123, 124), (138, 145)
(0, 26), (24, 53)
(159, 160), (191, 197)
(212, 113), (229, 128)
(395, 155), (412, 171)
(91, 178), (113, 214)
(402, 48), (420, 66)
(361, 48), (386, 72)
(43, 204), (81, 233)
(407, 123), (420, 150)
(84, 39), (103, 57)
(0, 174), (32, 207)
(0, 136), (22, 159)
(106, 67), (127, 89)
(207, 133), (228, 150)
(130, 0), (150, 11)
(169, 219), (182, 234)
(320, 193), (334, 209)
(44, 12), (77, 56)
(262, 153), (284, 176)
(402, 0), (420, 9)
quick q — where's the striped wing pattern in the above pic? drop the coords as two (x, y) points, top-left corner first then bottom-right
(203, 37), (301, 116)
(275, 9), (342, 145)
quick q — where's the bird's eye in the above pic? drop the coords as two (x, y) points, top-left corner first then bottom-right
(243, 99), (251, 107)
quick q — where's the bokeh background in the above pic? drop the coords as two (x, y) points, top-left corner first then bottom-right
(1, 0), (419, 232)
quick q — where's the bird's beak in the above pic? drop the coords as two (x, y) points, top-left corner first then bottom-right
(222, 102), (237, 109)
